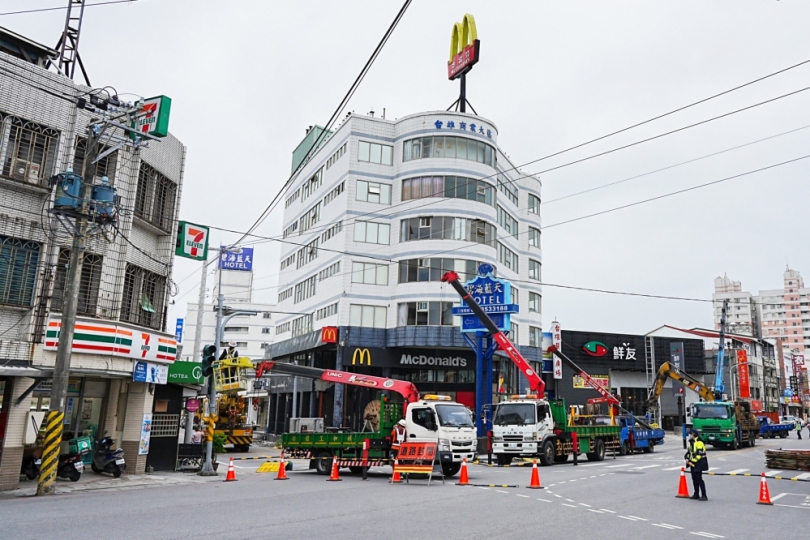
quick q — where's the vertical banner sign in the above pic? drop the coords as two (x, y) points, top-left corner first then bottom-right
(551, 321), (562, 380)
(670, 342), (684, 396)
(793, 355), (805, 403)
(175, 318), (184, 343)
(737, 349), (750, 399)
(139, 414), (153, 455)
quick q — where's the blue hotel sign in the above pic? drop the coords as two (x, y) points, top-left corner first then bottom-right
(451, 264), (518, 333)
(219, 246), (254, 271)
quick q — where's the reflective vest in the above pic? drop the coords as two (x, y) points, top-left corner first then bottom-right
(688, 439), (707, 466)
(391, 427), (406, 449)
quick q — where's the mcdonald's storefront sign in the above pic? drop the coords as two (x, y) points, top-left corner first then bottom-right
(351, 348), (372, 366)
(321, 326), (338, 344)
(448, 13), (480, 80)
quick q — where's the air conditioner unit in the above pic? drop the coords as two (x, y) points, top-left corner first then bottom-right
(11, 159), (41, 184)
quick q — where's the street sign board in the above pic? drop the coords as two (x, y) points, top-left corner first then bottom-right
(175, 221), (209, 261)
(185, 398), (200, 413)
(551, 321), (562, 379)
(135, 95), (172, 138)
(175, 318), (184, 343)
(168, 361), (204, 385)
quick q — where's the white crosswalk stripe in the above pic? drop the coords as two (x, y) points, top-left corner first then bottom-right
(764, 470), (783, 477)
(725, 468), (749, 475)
(604, 463), (633, 468)
(630, 464), (660, 470)
(794, 472), (810, 480)
(664, 466), (684, 471)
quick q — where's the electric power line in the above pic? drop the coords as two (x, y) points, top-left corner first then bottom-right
(0, 0), (140, 17)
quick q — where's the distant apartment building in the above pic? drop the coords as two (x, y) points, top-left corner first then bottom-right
(712, 274), (759, 337)
(758, 268), (808, 353)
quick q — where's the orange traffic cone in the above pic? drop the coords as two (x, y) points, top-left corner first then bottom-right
(757, 473), (773, 505)
(675, 467), (690, 498)
(527, 459), (543, 489)
(275, 451), (289, 481)
(327, 458), (342, 481)
(224, 457), (237, 482)
(457, 458), (470, 485)
(390, 459), (403, 484)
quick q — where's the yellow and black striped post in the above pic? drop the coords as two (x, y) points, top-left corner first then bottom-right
(36, 411), (65, 496)
(206, 414), (218, 442)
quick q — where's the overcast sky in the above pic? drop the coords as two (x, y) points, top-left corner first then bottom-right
(3, 0), (809, 336)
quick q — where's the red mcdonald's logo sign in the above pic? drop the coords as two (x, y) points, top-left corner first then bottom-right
(321, 326), (338, 344)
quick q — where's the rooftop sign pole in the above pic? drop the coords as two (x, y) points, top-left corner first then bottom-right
(447, 14), (480, 113)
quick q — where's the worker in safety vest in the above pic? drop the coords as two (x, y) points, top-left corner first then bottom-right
(390, 419), (407, 459)
(685, 429), (708, 501)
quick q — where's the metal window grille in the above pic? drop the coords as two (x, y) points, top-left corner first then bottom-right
(134, 162), (177, 232)
(51, 249), (103, 316)
(1, 116), (60, 187)
(150, 414), (179, 437)
(120, 264), (166, 330)
(73, 137), (118, 182)
(0, 235), (41, 307)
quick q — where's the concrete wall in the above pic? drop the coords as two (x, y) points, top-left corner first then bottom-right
(120, 382), (154, 475)
(0, 378), (34, 490)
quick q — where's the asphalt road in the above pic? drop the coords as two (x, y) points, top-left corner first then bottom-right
(1, 434), (808, 540)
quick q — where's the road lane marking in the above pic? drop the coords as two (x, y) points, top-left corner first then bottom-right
(600, 509), (616, 513)
(477, 487), (489, 490)
(764, 470), (783, 477)
(587, 509), (604, 513)
(604, 463), (633, 468)
(795, 473), (810, 480)
(553, 494), (562, 498)
(618, 516), (637, 521)
(561, 503), (577, 508)
(690, 533), (724, 538)
(707, 467), (719, 472)
(664, 466), (684, 471)
(496, 490), (509, 494)
(770, 493), (788, 501)
(537, 498), (552, 502)
(579, 503), (592, 507)
(627, 516), (647, 521)
(516, 494), (529, 498)
(630, 464), (660, 470)
(565, 498), (575, 502)
(654, 524), (684, 530)
(725, 468), (749, 475)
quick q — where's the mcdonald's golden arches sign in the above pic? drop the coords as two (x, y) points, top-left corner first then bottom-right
(448, 14), (480, 80)
(352, 348), (372, 366)
(321, 326), (338, 344)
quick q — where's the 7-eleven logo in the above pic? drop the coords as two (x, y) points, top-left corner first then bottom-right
(180, 222), (208, 259)
(141, 333), (151, 358)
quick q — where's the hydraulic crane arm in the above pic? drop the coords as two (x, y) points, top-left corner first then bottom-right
(647, 361), (715, 407)
(548, 346), (621, 405)
(713, 299), (728, 400)
(254, 361), (421, 405)
(441, 271), (546, 397)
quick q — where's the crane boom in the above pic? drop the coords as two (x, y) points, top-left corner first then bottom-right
(254, 361), (421, 405)
(441, 271), (545, 397)
(713, 299), (728, 399)
(647, 361), (715, 407)
(548, 346), (621, 405)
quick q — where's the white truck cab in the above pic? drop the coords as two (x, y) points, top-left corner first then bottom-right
(404, 395), (477, 476)
(492, 396), (556, 466)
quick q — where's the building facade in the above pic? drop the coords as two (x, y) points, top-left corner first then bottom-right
(712, 274), (759, 337)
(266, 110), (544, 431)
(0, 29), (185, 489)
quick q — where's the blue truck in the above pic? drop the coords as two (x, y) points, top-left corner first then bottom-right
(758, 417), (793, 439)
(616, 415), (666, 454)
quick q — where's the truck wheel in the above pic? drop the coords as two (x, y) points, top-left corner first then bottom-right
(539, 440), (555, 466)
(442, 463), (461, 477)
(618, 443), (629, 456)
(553, 454), (569, 464)
(730, 436), (738, 450)
(586, 439), (606, 462)
(496, 454), (512, 466)
(779, 432), (787, 439)
(314, 451), (332, 475)
(642, 443), (654, 454)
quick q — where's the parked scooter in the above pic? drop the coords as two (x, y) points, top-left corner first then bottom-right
(92, 436), (125, 477)
(20, 450), (86, 482)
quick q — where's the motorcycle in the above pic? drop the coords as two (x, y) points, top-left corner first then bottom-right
(20, 450), (86, 482)
(92, 436), (125, 477)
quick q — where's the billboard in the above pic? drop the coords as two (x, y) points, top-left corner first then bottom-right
(737, 349), (750, 399)
(219, 246), (254, 271)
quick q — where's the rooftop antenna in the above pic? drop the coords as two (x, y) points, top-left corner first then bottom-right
(54, 0), (91, 86)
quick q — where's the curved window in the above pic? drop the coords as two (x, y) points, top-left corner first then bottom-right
(402, 176), (494, 206)
(398, 258), (491, 283)
(403, 135), (496, 168)
(400, 216), (496, 247)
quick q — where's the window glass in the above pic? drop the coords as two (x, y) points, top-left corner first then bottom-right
(529, 194), (540, 215)
(529, 227), (540, 248)
(370, 143), (382, 164)
(356, 180), (368, 201)
(358, 141), (370, 162)
(354, 222), (366, 242)
(529, 259), (541, 281)
(361, 305), (374, 327)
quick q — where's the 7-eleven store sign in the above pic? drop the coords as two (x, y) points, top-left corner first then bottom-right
(175, 221), (209, 261)
(44, 316), (177, 364)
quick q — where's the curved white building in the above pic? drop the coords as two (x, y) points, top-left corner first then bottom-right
(268, 110), (543, 430)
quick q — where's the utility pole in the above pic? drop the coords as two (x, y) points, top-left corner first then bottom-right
(199, 251), (224, 476)
(37, 124), (100, 496)
(186, 258), (209, 444)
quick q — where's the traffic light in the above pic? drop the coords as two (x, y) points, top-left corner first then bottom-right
(202, 344), (216, 377)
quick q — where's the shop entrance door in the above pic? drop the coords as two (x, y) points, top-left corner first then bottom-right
(146, 385), (182, 471)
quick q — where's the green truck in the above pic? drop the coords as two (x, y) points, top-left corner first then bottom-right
(492, 396), (622, 465)
(690, 400), (759, 449)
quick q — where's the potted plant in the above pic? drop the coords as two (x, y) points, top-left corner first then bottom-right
(212, 433), (227, 471)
